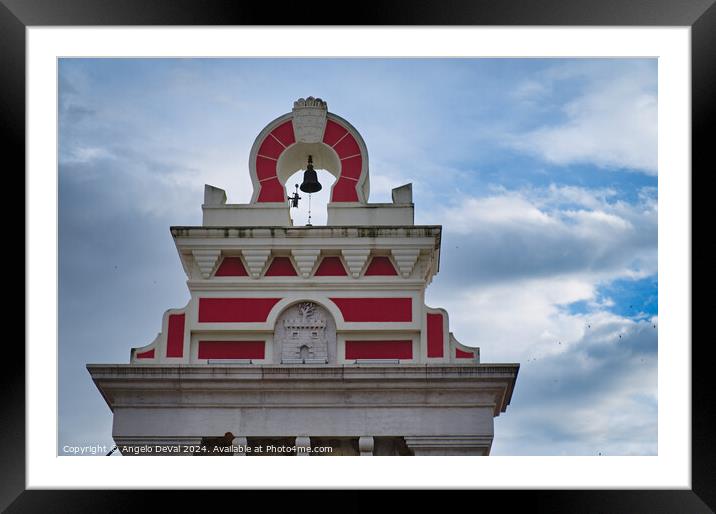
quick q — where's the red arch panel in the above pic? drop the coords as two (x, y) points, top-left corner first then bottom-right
(340, 155), (362, 180)
(323, 119), (348, 146)
(257, 177), (285, 202)
(258, 136), (285, 159)
(332, 177), (359, 202)
(333, 133), (360, 158)
(256, 156), (278, 181)
(271, 120), (295, 146)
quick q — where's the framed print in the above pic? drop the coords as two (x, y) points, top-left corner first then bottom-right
(6, 0), (714, 511)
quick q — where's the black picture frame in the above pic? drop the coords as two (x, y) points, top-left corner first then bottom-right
(5, 0), (713, 511)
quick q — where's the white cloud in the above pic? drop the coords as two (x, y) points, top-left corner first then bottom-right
(424, 184), (657, 454)
(507, 62), (657, 174)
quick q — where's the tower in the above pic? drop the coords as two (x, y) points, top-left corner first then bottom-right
(88, 98), (518, 456)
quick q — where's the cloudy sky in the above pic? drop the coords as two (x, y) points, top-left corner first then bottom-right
(59, 58), (658, 456)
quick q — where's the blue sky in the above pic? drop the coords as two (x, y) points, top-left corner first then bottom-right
(59, 58), (658, 456)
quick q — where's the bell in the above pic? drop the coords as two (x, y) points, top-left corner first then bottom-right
(299, 155), (322, 193)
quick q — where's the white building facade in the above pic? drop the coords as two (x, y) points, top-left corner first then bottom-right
(88, 98), (518, 456)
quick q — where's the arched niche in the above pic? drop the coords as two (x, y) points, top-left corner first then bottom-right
(248, 99), (370, 205)
(273, 301), (337, 364)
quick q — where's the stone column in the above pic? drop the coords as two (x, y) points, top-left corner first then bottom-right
(358, 436), (374, 456)
(296, 435), (311, 456)
(232, 436), (248, 456)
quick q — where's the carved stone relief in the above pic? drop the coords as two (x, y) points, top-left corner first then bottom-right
(274, 302), (336, 364)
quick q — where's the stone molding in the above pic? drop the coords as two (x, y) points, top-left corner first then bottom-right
(341, 249), (370, 278)
(241, 249), (271, 278)
(390, 248), (421, 277)
(291, 249), (321, 277)
(192, 249), (221, 279)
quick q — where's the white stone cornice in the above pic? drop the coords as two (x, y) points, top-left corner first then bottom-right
(241, 249), (271, 278)
(341, 249), (370, 278)
(391, 248), (421, 278)
(192, 249), (221, 278)
(291, 249), (321, 278)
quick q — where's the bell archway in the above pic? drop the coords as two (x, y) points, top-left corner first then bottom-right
(248, 98), (370, 205)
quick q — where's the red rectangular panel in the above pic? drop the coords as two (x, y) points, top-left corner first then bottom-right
(427, 313), (444, 358)
(198, 298), (281, 322)
(345, 340), (412, 360)
(456, 348), (475, 358)
(198, 341), (265, 360)
(166, 313), (185, 358)
(330, 297), (412, 322)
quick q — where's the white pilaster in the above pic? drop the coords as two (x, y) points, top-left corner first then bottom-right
(232, 436), (248, 456)
(359, 436), (374, 456)
(296, 435), (311, 456)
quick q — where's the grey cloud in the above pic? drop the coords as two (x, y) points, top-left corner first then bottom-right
(492, 317), (657, 455)
(431, 187), (656, 289)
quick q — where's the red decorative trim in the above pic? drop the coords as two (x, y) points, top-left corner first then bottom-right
(198, 341), (265, 360)
(340, 155), (362, 180)
(198, 298), (281, 323)
(270, 120), (295, 146)
(258, 136), (285, 160)
(365, 256), (398, 276)
(256, 155), (278, 180)
(331, 177), (359, 202)
(314, 256), (347, 276)
(323, 119), (348, 146)
(265, 256), (298, 276)
(456, 348), (475, 358)
(136, 349), (155, 359)
(345, 340), (412, 360)
(215, 257), (248, 277)
(333, 133), (361, 159)
(256, 177), (285, 202)
(330, 297), (412, 322)
(427, 313), (444, 358)
(166, 313), (185, 358)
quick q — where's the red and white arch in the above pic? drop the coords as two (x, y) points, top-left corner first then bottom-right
(248, 112), (370, 204)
